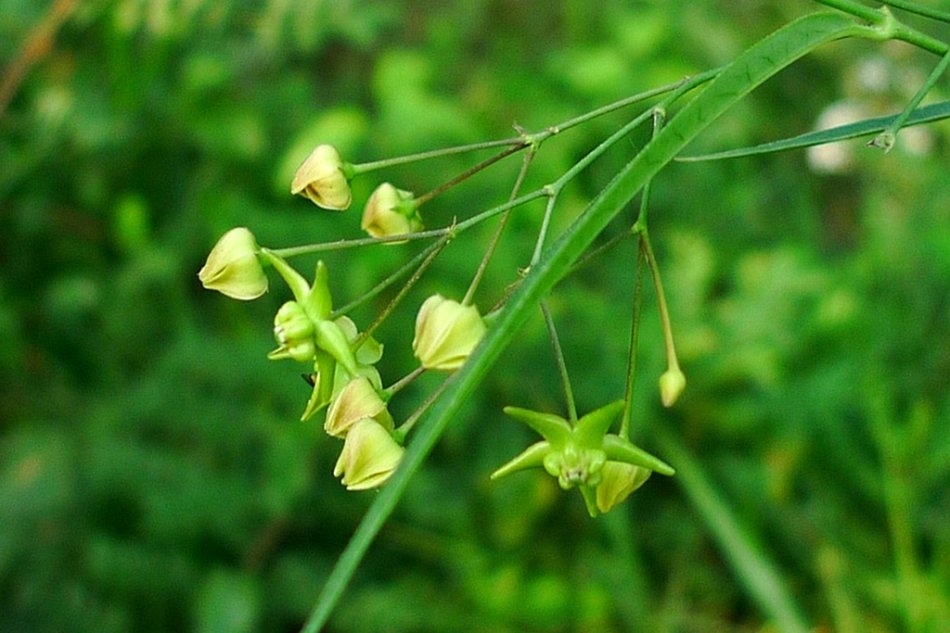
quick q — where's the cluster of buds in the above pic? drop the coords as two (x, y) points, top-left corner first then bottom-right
(199, 143), (680, 516)
(198, 145), (488, 490)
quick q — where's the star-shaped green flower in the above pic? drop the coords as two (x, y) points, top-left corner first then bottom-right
(491, 400), (675, 516)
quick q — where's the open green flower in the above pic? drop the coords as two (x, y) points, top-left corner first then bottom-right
(491, 400), (674, 517)
(197, 227), (268, 300)
(291, 144), (352, 210)
(412, 295), (486, 371)
(333, 418), (404, 490)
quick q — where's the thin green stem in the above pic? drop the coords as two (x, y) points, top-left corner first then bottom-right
(870, 48), (950, 151)
(349, 71), (722, 178)
(529, 73), (718, 267)
(352, 231), (452, 348)
(619, 240), (644, 440)
(385, 366), (426, 402)
(332, 234), (450, 318)
(884, 0), (950, 23)
(529, 191), (558, 266)
(541, 301), (577, 423)
(414, 143), (526, 207)
(391, 372), (452, 442)
(349, 137), (522, 175)
(620, 108), (664, 437)
(530, 70), (720, 142)
(816, 0), (950, 55)
(640, 230), (680, 375)
(814, 0), (887, 23)
(270, 188), (547, 258)
(463, 144), (538, 305)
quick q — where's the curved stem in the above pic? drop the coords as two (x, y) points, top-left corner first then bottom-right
(640, 230), (680, 375)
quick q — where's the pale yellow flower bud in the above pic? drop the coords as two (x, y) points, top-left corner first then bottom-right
(333, 418), (404, 490)
(659, 367), (686, 407)
(290, 144), (352, 210)
(361, 182), (422, 243)
(412, 295), (486, 371)
(198, 227), (268, 300)
(324, 376), (393, 438)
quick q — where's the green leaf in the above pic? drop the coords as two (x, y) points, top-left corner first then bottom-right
(677, 99), (950, 162)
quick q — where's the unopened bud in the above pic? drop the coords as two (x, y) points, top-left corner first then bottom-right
(659, 367), (686, 407)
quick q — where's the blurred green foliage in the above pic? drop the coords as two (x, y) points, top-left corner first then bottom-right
(2, 1), (948, 632)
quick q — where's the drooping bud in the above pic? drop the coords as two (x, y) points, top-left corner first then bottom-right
(659, 367), (686, 407)
(291, 144), (352, 210)
(333, 418), (404, 490)
(361, 182), (423, 242)
(325, 376), (393, 438)
(198, 227), (268, 300)
(268, 301), (316, 362)
(412, 295), (486, 371)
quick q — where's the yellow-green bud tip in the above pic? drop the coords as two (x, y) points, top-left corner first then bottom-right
(659, 367), (686, 407)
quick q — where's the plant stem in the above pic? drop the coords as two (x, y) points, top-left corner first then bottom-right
(871, 48), (950, 150)
(619, 240), (644, 440)
(814, 0), (887, 23)
(463, 142), (538, 305)
(414, 143), (526, 207)
(332, 234), (450, 318)
(884, 0), (950, 23)
(352, 231), (452, 348)
(270, 188), (547, 258)
(640, 230), (680, 376)
(349, 137), (522, 174)
(541, 301), (578, 423)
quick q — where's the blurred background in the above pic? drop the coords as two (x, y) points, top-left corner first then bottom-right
(2, 1), (948, 632)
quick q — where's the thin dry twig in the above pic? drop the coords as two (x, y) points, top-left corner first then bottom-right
(0, 0), (78, 118)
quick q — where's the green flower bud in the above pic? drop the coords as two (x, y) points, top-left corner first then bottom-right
(269, 301), (316, 362)
(291, 144), (352, 210)
(325, 376), (393, 438)
(412, 295), (486, 371)
(333, 418), (404, 490)
(197, 227), (268, 300)
(361, 182), (423, 243)
(659, 367), (686, 407)
(594, 462), (652, 515)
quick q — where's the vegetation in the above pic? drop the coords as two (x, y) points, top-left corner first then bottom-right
(2, 1), (948, 632)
